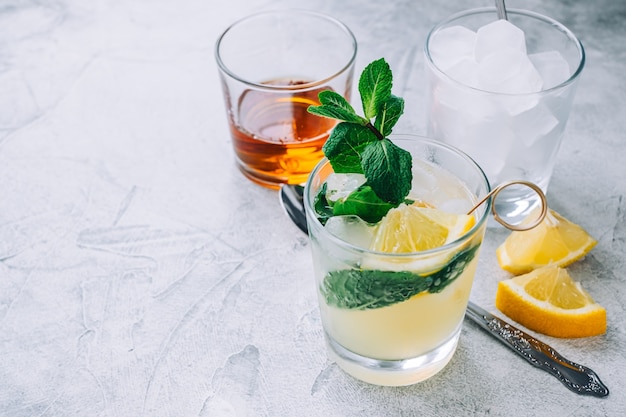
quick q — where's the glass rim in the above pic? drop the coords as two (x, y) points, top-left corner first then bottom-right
(424, 7), (586, 96)
(215, 9), (358, 92)
(304, 134), (492, 258)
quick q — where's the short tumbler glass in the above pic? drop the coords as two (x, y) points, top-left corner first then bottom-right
(424, 8), (584, 225)
(215, 10), (357, 188)
(304, 135), (491, 386)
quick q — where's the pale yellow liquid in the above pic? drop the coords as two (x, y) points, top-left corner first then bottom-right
(319, 255), (478, 361)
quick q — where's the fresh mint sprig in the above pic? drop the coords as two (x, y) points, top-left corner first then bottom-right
(308, 58), (412, 222)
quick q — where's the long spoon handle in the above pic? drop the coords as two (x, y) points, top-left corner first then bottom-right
(466, 301), (609, 397)
(495, 0), (508, 20)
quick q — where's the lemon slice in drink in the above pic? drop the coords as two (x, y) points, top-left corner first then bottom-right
(496, 208), (597, 274)
(370, 204), (475, 253)
(495, 265), (606, 338)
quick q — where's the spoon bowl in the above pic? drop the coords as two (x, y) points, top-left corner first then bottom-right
(279, 184), (308, 234)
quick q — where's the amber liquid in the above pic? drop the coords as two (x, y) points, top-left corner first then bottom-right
(230, 80), (339, 188)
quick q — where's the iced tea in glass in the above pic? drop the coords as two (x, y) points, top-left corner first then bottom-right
(216, 10), (357, 188)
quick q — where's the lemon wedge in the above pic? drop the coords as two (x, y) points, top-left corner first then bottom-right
(495, 265), (606, 338)
(496, 208), (597, 274)
(370, 203), (475, 253)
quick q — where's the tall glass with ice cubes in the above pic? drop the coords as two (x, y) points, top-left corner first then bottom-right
(304, 135), (491, 386)
(425, 8), (585, 224)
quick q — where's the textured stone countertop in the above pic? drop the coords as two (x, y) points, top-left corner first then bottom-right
(1, 0), (624, 416)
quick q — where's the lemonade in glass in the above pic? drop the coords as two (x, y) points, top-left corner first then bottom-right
(304, 135), (491, 386)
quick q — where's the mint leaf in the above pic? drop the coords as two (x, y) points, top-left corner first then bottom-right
(321, 269), (432, 310)
(313, 182), (333, 225)
(361, 138), (412, 204)
(428, 244), (481, 293)
(374, 95), (404, 137)
(320, 244), (480, 310)
(332, 185), (396, 223)
(307, 91), (366, 124)
(359, 58), (392, 119)
(322, 123), (378, 173)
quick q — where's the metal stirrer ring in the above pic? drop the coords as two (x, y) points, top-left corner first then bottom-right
(467, 180), (548, 231)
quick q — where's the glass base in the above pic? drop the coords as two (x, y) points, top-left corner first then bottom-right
(237, 164), (283, 190)
(236, 162), (311, 190)
(324, 327), (461, 386)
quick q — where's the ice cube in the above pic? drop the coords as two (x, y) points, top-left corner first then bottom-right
(410, 161), (438, 198)
(474, 19), (527, 63)
(438, 198), (472, 214)
(447, 56), (480, 89)
(429, 25), (477, 71)
(495, 94), (541, 116)
(325, 173), (366, 203)
(429, 88), (502, 165)
(428, 99), (468, 145)
(324, 215), (375, 247)
(528, 51), (571, 89)
(513, 103), (559, 146)
(434, 73), (497, 118)
(515, 127), (562, 178)
(477, 48), (543, 94)
(462, 120), (516, 183)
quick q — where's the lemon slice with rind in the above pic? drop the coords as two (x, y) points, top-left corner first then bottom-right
(495, 265), (606, 338)
(496, 208), (597, 275)
(370, 204), (475, 253)
(363, 204), (476, 274)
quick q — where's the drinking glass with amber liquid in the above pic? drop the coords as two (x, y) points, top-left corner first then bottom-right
(215, 10), (357, 188)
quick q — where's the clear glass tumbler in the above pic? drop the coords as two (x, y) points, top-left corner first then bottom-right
(304, 135), (491, 386)
(215, 10), (357, 189)
(424, 8), (584, 225)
